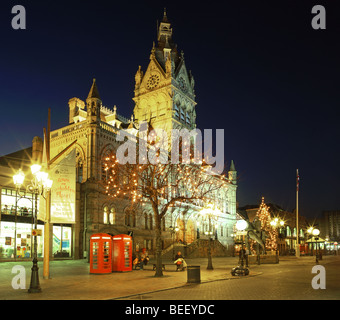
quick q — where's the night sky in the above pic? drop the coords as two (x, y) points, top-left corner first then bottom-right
(1, 0), (339, 219)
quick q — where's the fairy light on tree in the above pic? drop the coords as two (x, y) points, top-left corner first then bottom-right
(256, 197), (278, 251)
(102, 130), (228, 277)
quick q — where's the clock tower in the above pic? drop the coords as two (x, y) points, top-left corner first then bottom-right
(133, 10), (197, 140)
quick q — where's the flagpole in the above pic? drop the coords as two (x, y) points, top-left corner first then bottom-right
(296, 169), (300, 257)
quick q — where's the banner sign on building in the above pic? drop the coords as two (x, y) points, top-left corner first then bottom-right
(50, 149), (76, 224)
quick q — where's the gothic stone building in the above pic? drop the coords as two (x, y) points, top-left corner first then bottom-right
(47, 12), (238, 259)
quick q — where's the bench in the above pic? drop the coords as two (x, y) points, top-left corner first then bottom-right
(152, 263), (186, 271)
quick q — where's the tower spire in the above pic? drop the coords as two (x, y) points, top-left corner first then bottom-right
(86, 78), (101, 123)
(230, 159), (236, 171)
(163, 7), (168, 22)
(87, 78), (101, 100)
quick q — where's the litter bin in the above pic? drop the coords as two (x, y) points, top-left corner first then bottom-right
(187, 265), (201, 283)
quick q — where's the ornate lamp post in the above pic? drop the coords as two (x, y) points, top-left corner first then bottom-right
(200, 204), (218, 270)
(270, 218), (285, 254)
(231, 219), (249, 276)
(169, 225), (179, 260)
(13, 164), (53, 293)
(307, 227), (314, 256)
(312, 228), (320, 264)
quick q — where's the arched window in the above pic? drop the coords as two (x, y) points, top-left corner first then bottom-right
(149, 214), (153, 230)
(125, 211), (131, 226)
(286, 226), (292, 236)
(174, 104), (179, 118)
(103, 206), (109, 224)
(144, 213), (148, 229)
(186, 112), (190, 125)
(77, 158), (83, 183)
(180, 109), (185, 121)
(293, 227), (297, 237)
(299, 229), (304, 237)
(109, 207), (115, 225)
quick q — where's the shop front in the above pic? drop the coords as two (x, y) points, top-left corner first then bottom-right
(0, 187), (74, 260)
(0, 221), (44, 259)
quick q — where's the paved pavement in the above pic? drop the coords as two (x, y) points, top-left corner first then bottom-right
(0, 255), (339, 300)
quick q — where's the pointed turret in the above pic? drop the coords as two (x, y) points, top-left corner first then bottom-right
(230, 160), (236, 172)
(228, 160), (237, 184)
(162, 8), (168, 23)
(86, 78), (102, 123)
(87, 78), (101, 100)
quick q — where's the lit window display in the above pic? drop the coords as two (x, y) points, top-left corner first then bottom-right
(0, 222), (44, 259)
(53, 226), (72, 258)
(1, 188), (35, 217)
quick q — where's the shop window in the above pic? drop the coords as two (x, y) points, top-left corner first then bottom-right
(0, 221), (43, 259)
(53, 225), (71, 258)
(1, 189), (34, 217)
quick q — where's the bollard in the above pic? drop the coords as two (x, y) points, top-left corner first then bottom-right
(187, 265), (201, 283)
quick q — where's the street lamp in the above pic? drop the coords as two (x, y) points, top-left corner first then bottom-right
(312, 228), (320, 264)
(200, 203), (219, 270)
(13, 164), (53, 293)
(231, 219), (249, 276)
(169, 225), (179, 260)
(270, 218), (285, 254)
(236, 220), (247, 267)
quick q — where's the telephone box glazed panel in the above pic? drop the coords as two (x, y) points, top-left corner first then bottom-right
(90, 233), (112, 274)
(112, 234), (132, 272)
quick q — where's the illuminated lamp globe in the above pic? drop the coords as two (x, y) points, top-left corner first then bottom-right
(312, 228), (320, 236)
(13, 169), (25, 187)
(236, 220), (247, 231)
(31, 164), (42, 175)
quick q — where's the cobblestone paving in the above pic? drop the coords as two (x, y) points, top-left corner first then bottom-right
(120, 257), (340, 300)
(1, 256), (339, 300)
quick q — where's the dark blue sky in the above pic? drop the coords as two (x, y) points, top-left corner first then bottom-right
(1, 0), (339, 219)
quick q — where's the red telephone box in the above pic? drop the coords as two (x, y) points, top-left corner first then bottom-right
(90, 233), (113, 274)
(112, 234), (132, 272)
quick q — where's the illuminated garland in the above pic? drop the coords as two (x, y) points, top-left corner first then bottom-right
(256, 197), (278, 251)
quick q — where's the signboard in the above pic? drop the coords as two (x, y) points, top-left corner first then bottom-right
(50, 149), (76, 224)
(32, 229), (42, 236)
(236, 231), (247, 236)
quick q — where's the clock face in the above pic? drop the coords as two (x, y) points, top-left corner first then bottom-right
(146, 74), (160, 90)
(178, 77), (187, 92)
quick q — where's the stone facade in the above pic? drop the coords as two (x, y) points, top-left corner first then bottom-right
(48, 12), (238, 259)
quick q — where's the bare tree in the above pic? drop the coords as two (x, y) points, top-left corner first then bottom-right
(102, 138), (227, 276)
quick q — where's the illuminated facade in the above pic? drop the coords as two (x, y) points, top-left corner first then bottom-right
(0, 12), (238, 260)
